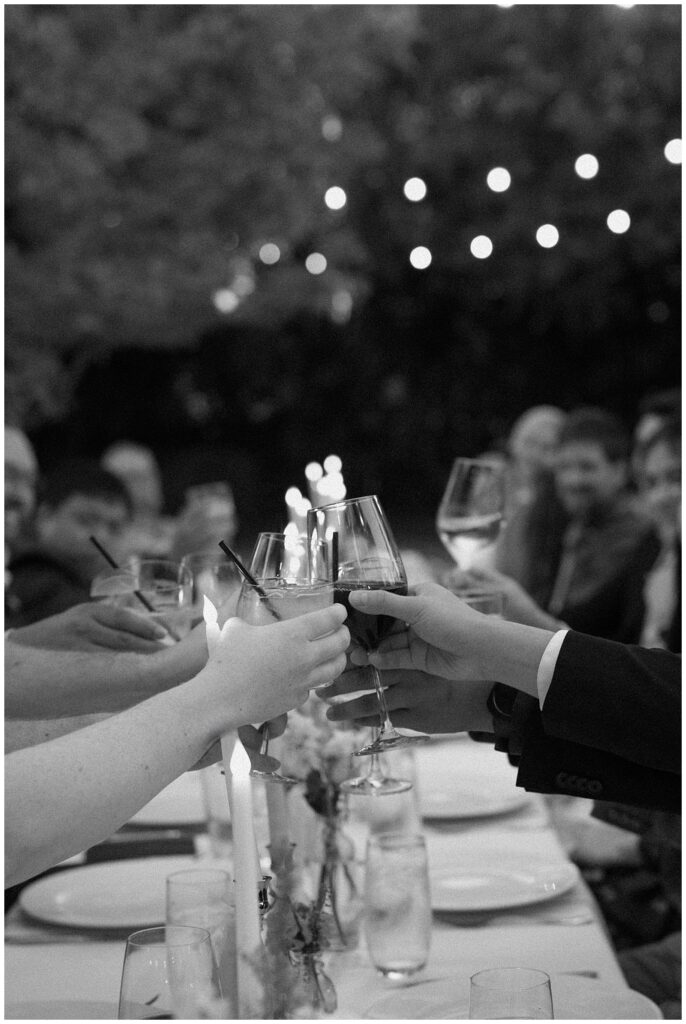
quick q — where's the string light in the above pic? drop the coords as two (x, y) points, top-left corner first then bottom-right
(404, 177), (427, 201)
(213, 288), (240, 313)
(536, 224), (559, 248)
(259, 243), (281, 265)
(607, 209), (630, 234)
(324, 186), (347, 210)
(409, 246), (432, 269)
(574, 154), (599, 179)
(305, 252), (327, 275)
(470, 235), (493, 259)
(321, 114), (343, 141)
(486, 167), (511, 192)
(664, 139), (681, 164)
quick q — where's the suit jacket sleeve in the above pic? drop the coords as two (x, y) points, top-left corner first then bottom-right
(504, 631), (681, 812)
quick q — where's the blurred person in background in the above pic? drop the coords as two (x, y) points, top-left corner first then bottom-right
(505, 404), (567, 517)
(631, 388), (681, 489)
(101, 440), (238, 561)
(5, 426), (39, 567)
(5, 459), (132, 628)
(495, 406), (658, 642)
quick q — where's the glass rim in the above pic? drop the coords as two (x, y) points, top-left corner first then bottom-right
(307, 494), (380, 514)
(242, 577), (333, 588)
(367, 831), (426, 851)
(125, 924), (212, 948)
(449, 456), (505, 471)
(166, 868), (231, 887)
(470, 967), (551, 990)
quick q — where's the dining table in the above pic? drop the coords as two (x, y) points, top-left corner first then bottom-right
(5, 733), (662, 1020)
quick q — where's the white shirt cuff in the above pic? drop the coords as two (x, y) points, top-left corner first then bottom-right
(536, 629), (570, 707)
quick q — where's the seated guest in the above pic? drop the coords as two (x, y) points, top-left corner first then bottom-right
(631, 387), (681, 489)
(505, 404), (566, 517)
(496, 406), (659, 642)
(5, 459), (132, 627)
(5, 426), (39, 567)
(6, 601), (349, 886)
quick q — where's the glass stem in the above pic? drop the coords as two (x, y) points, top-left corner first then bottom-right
(366, 730), (385, 782)
(368, 663), (396, 740)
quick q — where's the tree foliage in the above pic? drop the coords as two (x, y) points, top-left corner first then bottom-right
(5, 4), (681, 519)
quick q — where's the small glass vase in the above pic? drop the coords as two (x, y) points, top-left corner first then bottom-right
(315, 816), (362, 952)
(288, 950), (337, 1017)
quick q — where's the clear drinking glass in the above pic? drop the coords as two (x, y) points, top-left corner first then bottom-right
(236, 576), (334, 784)
(249, 530), (328, 581)
(364, 833), (431, 980)
(468, 967), (554, 1019)
(436, 458), (506, 571)
(166, 869), (237, 1019)
(91, 558), (193, 641)
(179, 551), (241, 628)
(450, 588), (505, 616)
(118, 924), (220, 1019)
(307, 495), (429, 777)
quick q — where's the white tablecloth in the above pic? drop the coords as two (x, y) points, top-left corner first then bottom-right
(5, 736), (643, 1020)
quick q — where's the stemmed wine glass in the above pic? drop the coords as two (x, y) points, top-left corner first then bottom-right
(436, 458), (506, 573)
(307, 495), (429, 796)
(236, 532), (331, 785)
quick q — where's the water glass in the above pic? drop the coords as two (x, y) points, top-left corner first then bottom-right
(166, 869), (237, 1018)
(91, 558), (193, 640)
(118, 924), (220, 1019)
(469, 967), (554, 1019)
(179, 551), (241, 627)
(364, 833), (431, 980)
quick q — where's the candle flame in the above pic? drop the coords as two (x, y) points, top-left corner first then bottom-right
(203, 594), (218, 626)
(230, 739), (251, 777)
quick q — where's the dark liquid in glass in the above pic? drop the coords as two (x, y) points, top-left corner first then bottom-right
(334, 581), (407, 651)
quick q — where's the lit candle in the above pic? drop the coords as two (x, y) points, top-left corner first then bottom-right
(264, 736), (290, 865)
(229, 740), (264, 1017)
(305, 461), (324, 505)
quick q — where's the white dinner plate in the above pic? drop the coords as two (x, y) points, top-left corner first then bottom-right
(430, 855), (579, 912)
(363, 973), (662, 1019)
(19, 856), (197, 929)
(420, 787), (529, 820)
(127, 773), (206, 826)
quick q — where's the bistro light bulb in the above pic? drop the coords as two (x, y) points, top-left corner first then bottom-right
(404, 177), (427, 201)
(664, 139), (682, 164)
(409, 246), (432, 269)
(305, 462), (324, 482)
(536, 224), (559, 248)
(324, 186), (347, 210)
(259, 242), (281, 265)
(486, 167), (511, 192)
(305, 252), (327, 275)
(470, 235), (493, 259)
(607, 209), (631, 233)
(213, 288), (240, 313)
(574, 154), (599, 179)
(323, 455), (342, 473)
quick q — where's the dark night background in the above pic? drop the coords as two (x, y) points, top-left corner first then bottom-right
(5, 4), (681, 548)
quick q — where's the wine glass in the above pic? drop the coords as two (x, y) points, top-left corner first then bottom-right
(118, 924), (221, 1019)
(436, 457), (506, 574)
(236, 572), (333, 785)
(179, 551), (242, 628)
(307, 495), (428, 796)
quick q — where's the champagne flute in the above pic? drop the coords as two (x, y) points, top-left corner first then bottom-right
(236, 572), (333, 785)
(436, 457), (506, 573)
(307, 495), (428, 796)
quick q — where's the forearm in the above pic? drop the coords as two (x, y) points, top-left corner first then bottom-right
(476, 618), (554, 697)
(5, 640), (204, 719)
(5, 678), (222, 887)
(5, 714), (111, 753)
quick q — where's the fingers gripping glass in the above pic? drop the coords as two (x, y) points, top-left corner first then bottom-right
(307, 496), (428, 797)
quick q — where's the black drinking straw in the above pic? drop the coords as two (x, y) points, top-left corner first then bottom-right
(331, 531), (339, 583)
(88, 535), (181, 640)
(217, 540), (281, 620)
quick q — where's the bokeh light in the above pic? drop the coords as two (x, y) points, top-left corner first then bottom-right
(305, 252), (327, 274)
(331, 289), (353, 323)
(321, 114), (343, 141)
(213, 288), (240, 314)
(470, 235), (493, 259)
(536, 224), (559, 248)
(259, 242), (281, 265)
(574, 154), (599, 179)
(324, 186), (347, 210)
(607, 209), (631, 233)
(323, 454), (342, 473)
(404, 177), (427, 201)
(486, 167), (511, 192)
(409, 245), (432, 269)
(664, 138), (682, 164)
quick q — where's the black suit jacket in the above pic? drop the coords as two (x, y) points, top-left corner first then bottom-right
(506, 631), (681, 813)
